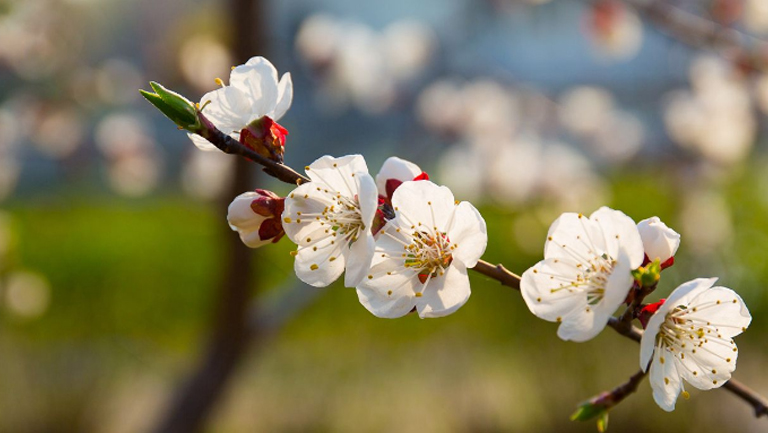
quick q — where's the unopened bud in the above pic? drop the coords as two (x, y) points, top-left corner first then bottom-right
(140, 82), (201, 131)
(227, 189), (285, 248)
(240, 116), (288, 164)
(637, 217), (680, 269)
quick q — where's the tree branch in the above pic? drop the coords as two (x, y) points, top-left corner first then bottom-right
(466, 259), (767, 420)
(196, 130), (768, 422)
(620, 0), (768, 72)
(470, 259), (521, 290)
(196, 113), (310, 185)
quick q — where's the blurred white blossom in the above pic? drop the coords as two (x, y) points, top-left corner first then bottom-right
(96, 113), (163, 197)
(743, 0), (768, 33)
(181, 150), (235, 201)
(296, 14), (436, 114)
(179, 35), (234, 92)
(3, 270), (51, 319)
(664, 56), (755, 165)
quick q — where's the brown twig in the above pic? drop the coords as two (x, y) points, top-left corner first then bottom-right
(582, 369), (648, 415)
(471, 259), (521, 290)
(196, 113), (310, 185)
(619, 0), (768, 72)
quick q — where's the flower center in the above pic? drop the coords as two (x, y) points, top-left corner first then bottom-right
(655, 304), (739, 380)
(551, 253), (615, 306)
(324, 194), (365, 244)
(404, 231), (453, 283)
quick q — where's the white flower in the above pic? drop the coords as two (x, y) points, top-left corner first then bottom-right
(188, 56), (293, 151)
(521, 207), (644, 342)
(637, 217), (680, 265)
(282, 155), (378, 288)
(640, 278), (751, 412)
(356, 180), (487, 318)
(227, 189), (285, 248)
(375, 156), (425, 199)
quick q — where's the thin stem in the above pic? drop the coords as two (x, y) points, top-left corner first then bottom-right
(616, 282), (657, 334)
(619, 0), (768, 72)
(196, 112), (310, 185)
(471, 259), (521, 291)
(723, 380), (768, 418)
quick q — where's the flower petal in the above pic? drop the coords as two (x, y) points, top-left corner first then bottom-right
(446, 201), (487, 268)
(282, 182), (335, 243)
(293, 227), (347, 287)
(238, 228), (272, 248)
(344, 232), (375, 287)
(188, 133), (218, 151)
(416, 262), (471, 318)
(375, 156), (422, 196)
(272, 72), (293, 121)
(391, 180), (455, 230)
(686, 286), (752, 338)
(306, 155), (369, 197)
(521, 258), (588, 323)
(229, 56), (279, 118)
(594, 247), (634, 317)
(357, 172), (378, 231)
(556, 305), (606, 342)
(590, 207), (644, 269)
(637, 217), (681, 263)
(200, 86), (252, 132)
(650, 346), (683, 412)
(543, 212), (607, 263)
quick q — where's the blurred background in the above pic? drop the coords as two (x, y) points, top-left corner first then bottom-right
(1, 0), (767, 431)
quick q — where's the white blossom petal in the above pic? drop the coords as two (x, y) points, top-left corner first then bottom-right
(390, 181), (454, 230)
(446, 202), (487, 268)
(344, 229), (376, 287)
(416, 262), (471, 318)
(590, 207), (645, 269)
(595, 248), (634, 316)
(202, 86), (252, 132)
(375, 156), (422, 196)
(543, 213), (607, 263)
(556, 305), (603, 342)
(650, 345), (683, 412)
(306, 155), (369, 197)
(293, 233), (346, 287)
(229, 56), (279, 118)
(188, 133), (218, 151)
(272, 72), (293, 121)
(521, 258), (589, 322)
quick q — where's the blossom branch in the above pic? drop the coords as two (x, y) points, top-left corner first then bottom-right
(176, 133), (768, 420)
(572, 369), (648, 425)
(471, 259), (521, 291)
(466, 261), (768, 419)
(619, 0), (768, 72)
(196, 113), (310, 185)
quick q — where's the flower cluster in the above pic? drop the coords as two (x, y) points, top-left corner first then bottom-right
(146, 55), (756, 424)
(521, 207), (751, 411)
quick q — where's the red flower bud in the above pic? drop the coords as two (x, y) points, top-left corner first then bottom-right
(240, 116), (289, 164)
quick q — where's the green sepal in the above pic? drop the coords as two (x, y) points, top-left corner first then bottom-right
(596, 411), (609, 432)
(570, 401), (605, 422)
(140, 82), (200, 132)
